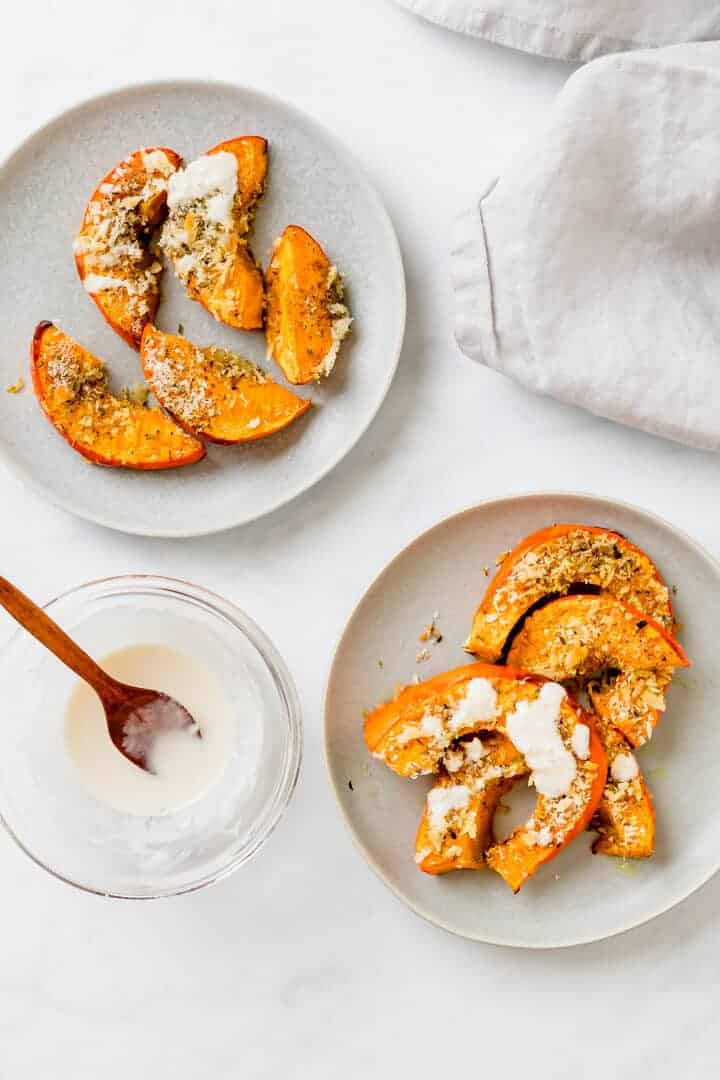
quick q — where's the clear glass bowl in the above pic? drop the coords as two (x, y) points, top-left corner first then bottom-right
(0, 575), (302, 898)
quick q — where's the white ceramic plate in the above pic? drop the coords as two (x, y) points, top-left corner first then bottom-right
(0, 81), (405, 536)
(324, 492), (720, 948)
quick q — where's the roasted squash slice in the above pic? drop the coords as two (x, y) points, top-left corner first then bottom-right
(161, 136), (267, 330)
(141, 325), (310, 444)
(74, 147), (181, 348)
(31, 322), (204, 470)
(265, 225), (352, 384)
(366, 663), (606, 891)
(587, 670), (669, 749)
(506, 594), (688, 747)
(415, 733), (527, 873)
(590, 714), (655, 858)
(484, 687), (606, 893)
(365, 662), (532, 778)
(466, 525), (674, 661)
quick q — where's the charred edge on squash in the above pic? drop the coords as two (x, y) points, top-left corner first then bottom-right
(498, 583), (603, 664)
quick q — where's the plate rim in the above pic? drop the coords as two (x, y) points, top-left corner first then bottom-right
(323, 490), (720, 948)
(0, 77), (406, 537)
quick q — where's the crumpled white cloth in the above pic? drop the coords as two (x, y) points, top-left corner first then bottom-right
(452, 42), (720, 451)
(394, 0), (720, 63)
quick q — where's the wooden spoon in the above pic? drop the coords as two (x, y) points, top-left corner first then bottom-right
(0, 577), (198, 772)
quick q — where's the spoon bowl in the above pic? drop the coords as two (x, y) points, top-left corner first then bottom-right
(105, 686), (200, 772)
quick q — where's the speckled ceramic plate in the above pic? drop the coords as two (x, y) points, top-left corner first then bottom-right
(0, 81), (405, 536)
(324, 492), (720, 948)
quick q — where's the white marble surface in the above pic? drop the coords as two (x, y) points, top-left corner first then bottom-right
(1, 1), (718, 1075)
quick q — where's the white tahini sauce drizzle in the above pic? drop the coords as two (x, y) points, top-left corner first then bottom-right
(505, 682), (576, 798)
(166, 151), (237, 225)
(427, 784), (471, 830)
(82, 273), (133, 294)
(570, 722), (590, 760)
(449, 677), (498, 732)
(611, 752), (639, 783)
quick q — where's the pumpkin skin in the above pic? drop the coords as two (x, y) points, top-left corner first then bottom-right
(365, 663), (607, 892)
(505, 593), (688, 748)
(161, 136), (267, 330)
(31, 322), (204, 470)
(140, 325), (310, 444)
(265, 225), (351, 384)
(465, 525), (674, 662)
(74, 146), (181, 348)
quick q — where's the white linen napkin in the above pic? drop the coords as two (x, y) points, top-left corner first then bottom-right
(452, 42), (720, 451)
(394, 0), (720, 62)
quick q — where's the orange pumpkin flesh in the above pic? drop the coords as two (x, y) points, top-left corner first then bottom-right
(207, 242), (266, 329)
(161, 136), (267, 330)
(465, 524), (674, 662)
(265, 225), (351, 384)
(506, 594), (688, 748)
(31, 322), (204, 470)
(366, 663), (607, 892)
(74, 147), (181, 348)
(141, 325), (310, 444)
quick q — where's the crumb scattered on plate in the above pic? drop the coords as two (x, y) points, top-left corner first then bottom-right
(419, 612), (443, 645)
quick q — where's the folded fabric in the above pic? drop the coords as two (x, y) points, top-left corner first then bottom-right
(394, 0), (720, 63)
(452, 43), (720, 452)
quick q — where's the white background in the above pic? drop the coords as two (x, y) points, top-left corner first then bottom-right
(1, 1), (718, 1075)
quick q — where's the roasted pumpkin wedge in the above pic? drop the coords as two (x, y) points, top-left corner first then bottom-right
(74, 147), (181, 348)
(141, 325), (310, 444)
(415, 733), (527, 874)
(484, 688), (606, 893)
(31, 322), (204, 470)
(366, 663), (606, 891)
(506, 594), (688, 747)
(365, 662), (531, 779)
(466, 524), (674, 661)
(265, 225), (352, 384)
(161, 136), (267, 330)
(590, 714), (655, 858)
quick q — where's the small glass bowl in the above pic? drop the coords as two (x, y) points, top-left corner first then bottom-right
(0, 575), (302, 898)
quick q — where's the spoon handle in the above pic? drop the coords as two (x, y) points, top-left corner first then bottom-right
(0, 577), (127, 705)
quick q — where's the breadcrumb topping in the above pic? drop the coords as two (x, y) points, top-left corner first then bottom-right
(143, 335), (267, 433)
